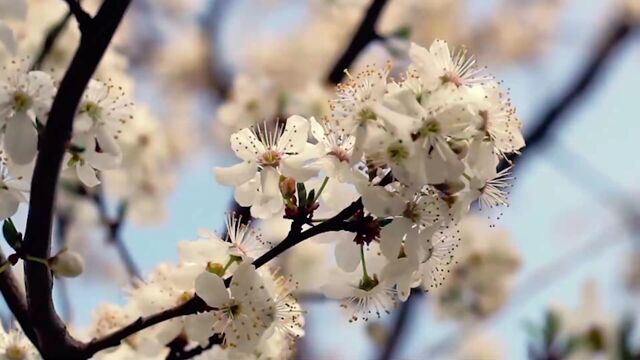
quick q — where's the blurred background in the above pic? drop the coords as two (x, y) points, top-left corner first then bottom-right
(6, 0), (640, 358)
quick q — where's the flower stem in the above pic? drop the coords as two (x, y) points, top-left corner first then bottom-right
(360, 244), (370, 281)
(313, 177), (329, 203)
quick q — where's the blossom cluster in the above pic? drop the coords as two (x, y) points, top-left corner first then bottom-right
(85, 215), (303, 359)
(213, 39), (524, 323)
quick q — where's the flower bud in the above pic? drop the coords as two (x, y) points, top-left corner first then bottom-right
(279, 176), (296, 199)
(49, 249), (84, 278)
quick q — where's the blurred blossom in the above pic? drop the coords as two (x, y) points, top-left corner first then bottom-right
(432, 216), (521, 321)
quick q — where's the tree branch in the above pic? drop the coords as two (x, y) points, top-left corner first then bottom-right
(0, 250), (38, 349)
(31, 11), (72, 70)
(22, 0), (132, 358)
(500, 19), (634, 171)
(81, 198), (364, 357)
(81, 296), (211, 358)
(377, 290), (417, 360)
(326, 0), (389, 84)
(63, 0), (92, 31)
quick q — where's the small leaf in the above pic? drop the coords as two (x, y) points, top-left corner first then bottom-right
(307, 189), (316, 204)
(297, 183), (307, 208)
(2, 218), (22, 251)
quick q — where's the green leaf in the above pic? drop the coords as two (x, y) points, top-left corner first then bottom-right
(307, 189), (316, 204)
(297, 183), (307, 208)
(2, 218), (22, 251)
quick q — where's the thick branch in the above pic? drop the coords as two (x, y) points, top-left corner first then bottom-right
(326, 0), (389, 84)
(0, 250), (38, 349)
(500, 19), (633, 171)
(22, 0), (132, 358)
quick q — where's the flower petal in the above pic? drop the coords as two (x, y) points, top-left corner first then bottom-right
(0, 189), (19, 219)
(195, 271), (229, 308)
(230, 128), (264, 161)
(277, 115), (309, 153)
(4, 112), (37, 165)
(214, 161), (257, 186)
(76, 162), (100, 187)
(335, 238), (360, 273)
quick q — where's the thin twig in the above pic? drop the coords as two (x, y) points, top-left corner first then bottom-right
(377, 292), (417, 360)
(326, 0), (388, 84)
(500, 19), (633, 171)
(62, 0), (92, 31)
(31, 12), (72, 70)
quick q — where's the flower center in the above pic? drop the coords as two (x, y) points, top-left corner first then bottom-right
(328, 147), (350, 163)
(80, 101), (103, 121)
(402, 202), (420, 223)
(414, 119), (440, 140)
(386, 142), (409, 163)
(358, 274), (379, 292)
(356, 107), (376, 124)
(440, 72), (463, 87)
(12, 91), (32, 113)
(259, 149), (282, 167)
(5, 344), (26, 360)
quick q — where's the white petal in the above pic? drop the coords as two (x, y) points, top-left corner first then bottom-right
(335, 238), (360, 273)
(95, 126), (121, 156)
(309, 117), (329, 145)
(277, 115), (309, 153)
(0, 23), (16, 54)
(76, 163), (100, 187)
(84, 150), (121, 170)
(4, 112), (37, 165)
(0, 189), (19, 219)
(280, 156), (317, 181)
(184, 313), (216, 346)
(230, 128), (264, 161)
(234, 176), (259, 207)
(380, 219), (410, 259)
(214, 161), (257, 186)
(260, 167), (280, 198)
(360, 185), (404, 218)
(195, 271), (229, 308)
(250, 193), (282, 219)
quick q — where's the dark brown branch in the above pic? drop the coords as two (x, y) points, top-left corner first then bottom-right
(92, 192), (141, 281)
(63, 0), (92, 31)
(377, 290), (417, 360)
(22, 0), (132, 358)
(0, 250), (38, 349)
(500, 19), (634, 172)
(81, 296), (210, 358)
(82, 198), (364, 357)
(166, 334), (224, 360)
(326, 0), (389, 84)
